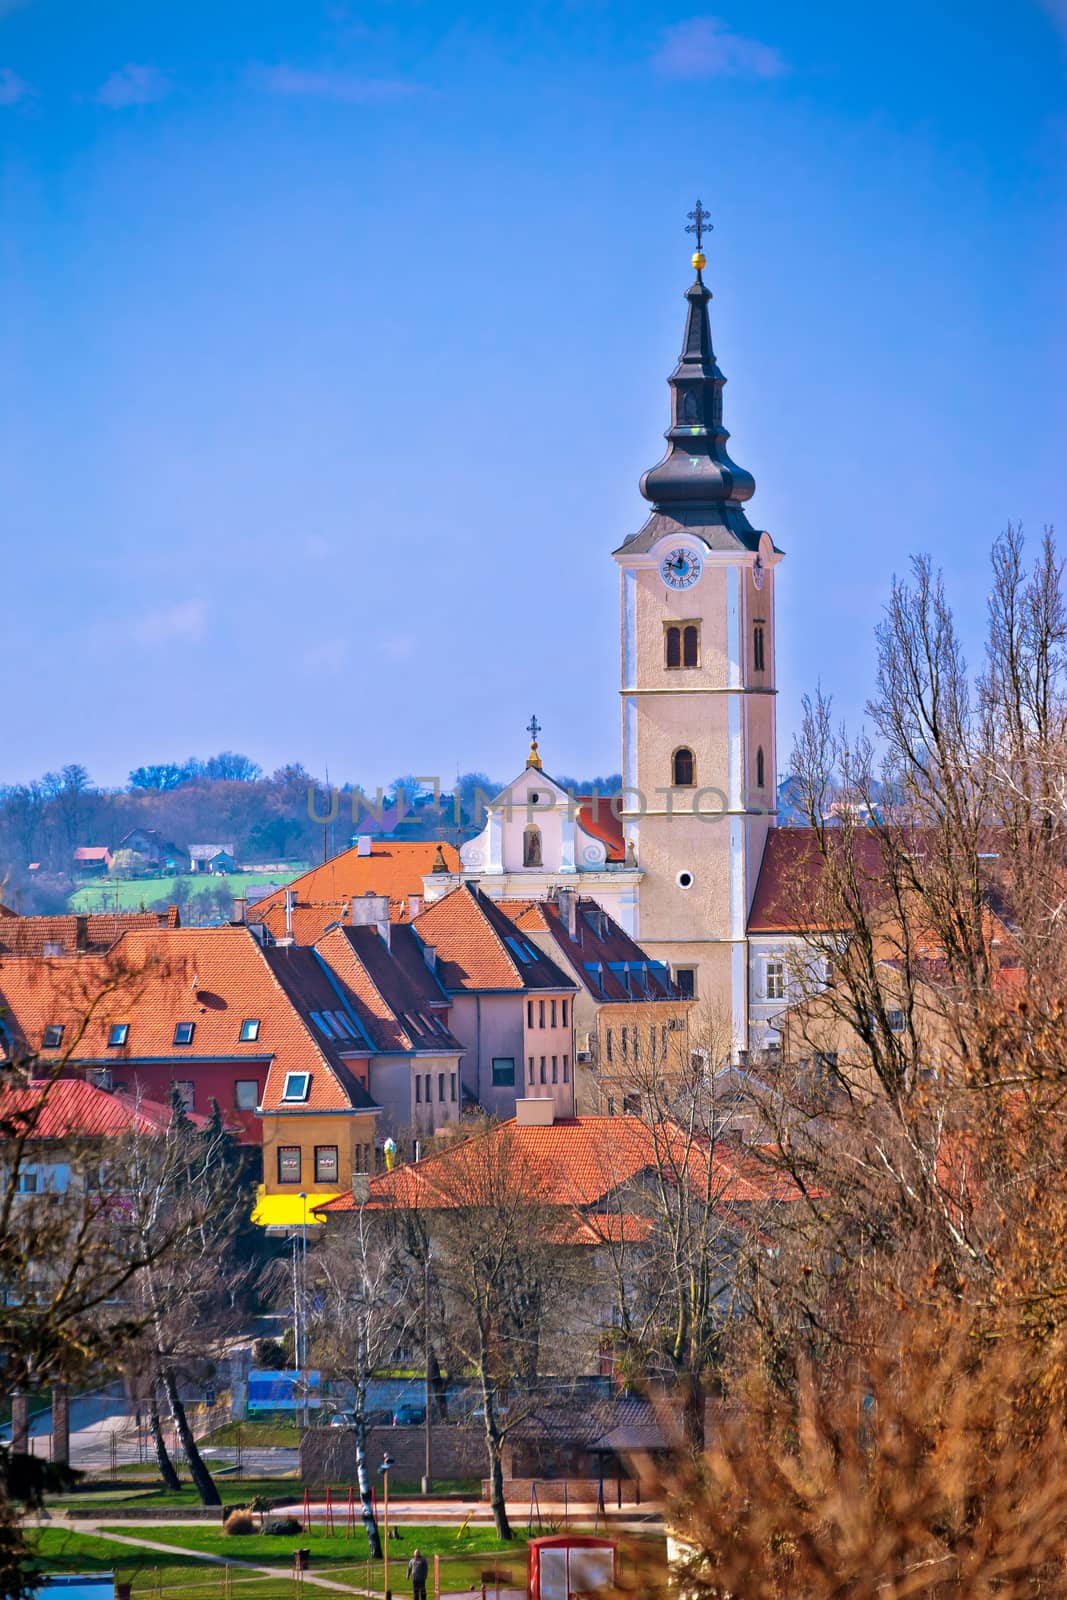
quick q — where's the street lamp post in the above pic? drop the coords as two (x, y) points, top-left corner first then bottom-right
(422, 1250), (433, 1495)
(299, 1192), (308, 1429)
(380, 1454), (395, 1600)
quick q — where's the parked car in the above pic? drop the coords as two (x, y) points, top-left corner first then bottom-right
(328, 1412), (357, 1428)
(392, 1404), (425, 1426)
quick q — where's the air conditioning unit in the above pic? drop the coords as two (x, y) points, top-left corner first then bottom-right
(576, 1051), (593, 1064)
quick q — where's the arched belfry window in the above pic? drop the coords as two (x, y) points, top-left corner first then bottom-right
(753, 623), (766, 673)
(665, 626), (681, 669)
(523, 825), (543, 868)
(683, 625), (699, 668)
(665, 622), (700, 670)
(672, 747), (695, 788)
(756, 746), (765, 789)
(681, 391), (699, 423)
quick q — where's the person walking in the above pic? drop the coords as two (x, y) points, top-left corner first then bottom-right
(408, 1547), (429, 1600)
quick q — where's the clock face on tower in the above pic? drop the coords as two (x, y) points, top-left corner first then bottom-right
(659, 547), (703, 590)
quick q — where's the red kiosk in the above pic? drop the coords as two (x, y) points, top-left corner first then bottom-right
(528, 1536), (617, 1600)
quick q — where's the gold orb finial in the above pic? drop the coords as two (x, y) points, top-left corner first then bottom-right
(691, 249), (706, 272)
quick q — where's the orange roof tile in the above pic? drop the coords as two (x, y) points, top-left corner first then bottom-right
(248, 841), (460, 931)
(0, 1077), (201, 1139)
(412, 885), (575, 994)
(0, 908), (180, 958)
(497, 897), (682, 1003)
(576, 798), (625, 863)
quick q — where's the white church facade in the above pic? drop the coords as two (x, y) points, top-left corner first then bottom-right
(424, 214), (789, 1056)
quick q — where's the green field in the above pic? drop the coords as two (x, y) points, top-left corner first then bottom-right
(27, 1528), (306, 1597)
(89, 1522), (529, 1597)
(68, 871), (306, 914)
(51, 1476), (299, 1511)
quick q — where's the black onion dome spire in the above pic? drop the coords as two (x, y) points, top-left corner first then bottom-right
(639, 254), (756, 512)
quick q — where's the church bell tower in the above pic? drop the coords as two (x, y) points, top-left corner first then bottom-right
(613, 206), (781, 1053)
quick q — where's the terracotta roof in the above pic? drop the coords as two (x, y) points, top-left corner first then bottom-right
(412, 885), (576, 994)
(0, 909), (181, 958)
(73, 847), (111, 863)
(576, 798), (625, 864)
(0, 927), (376, 1118)
(248, 841), (461, 931)
(318, 1115), (797, 1215)
(747, 829), (916, 933)
(314, 925), (462, 1055)
(0, 1077), (199, 1139)
(498, 897), (682, 1003)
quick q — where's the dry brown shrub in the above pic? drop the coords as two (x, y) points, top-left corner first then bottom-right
(222, 1509), (255, 1536)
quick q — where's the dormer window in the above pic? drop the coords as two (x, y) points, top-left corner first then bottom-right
(282, 1071), (311, 1102)
(239, 1018), (260, 1042)
(43, 1025), (64, 1050)
(108, 1024), (129, 1048)
(173, 1022), (195, 1046)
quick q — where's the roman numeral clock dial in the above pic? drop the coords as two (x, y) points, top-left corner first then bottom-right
(659, 547), (703, 590)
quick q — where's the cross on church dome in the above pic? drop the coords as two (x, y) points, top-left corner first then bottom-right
(526, 715), (543, 771)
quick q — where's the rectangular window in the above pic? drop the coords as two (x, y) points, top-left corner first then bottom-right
(550, 999), (557, 1027)
(765, 959), (786, 1001)
(624, 1092), (641, 1116)
(562, 1054), (569, 1083)
(173, 1022), (195, 1046)
(754, 622), (766, 673)
(622, 1028), (629, 1063)
(551, 1055), (558, 1083)
(528, 1056), (535, 1085)
(674, 967), (696, 1000)
(17, 1168), (39, 1194)
(282, 1071), (311, 1102)
(438, 1072), (446, 1102)
(887, 1009), (906, 1034)
(561, 998), (567, 1026)
(538, 999), (545, 1028)
(527, 1000), (534, 1028)
(107, 1023), (129, 1048)
(277, 1146), (301, 1183)
(492, 1057), (516, 1087)
(425, 1074), (432, 1104)
(235, 1079), (259, 1110)
(606, 1027), (614, 1063)
(43, 1025), (64, 1050)
(415, 1075), (421, 1103)
(172, 1080), (195, 1112)
(450, 1072), (457, 1102)
(539, 1056), (546, 1084)
(239, 1018), (261, 1042)
(314, 1145), (339, 1185)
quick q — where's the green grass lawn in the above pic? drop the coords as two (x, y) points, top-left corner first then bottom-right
(69, 870), (306, 914)
(26, 1528), (307, 1596)
(99, 1521), (529, 1591)
(51, 1477), (298, 1511)
(203, 1420), (303, 1449)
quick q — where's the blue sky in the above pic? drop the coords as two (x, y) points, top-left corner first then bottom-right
(2, 0), (1064, 790)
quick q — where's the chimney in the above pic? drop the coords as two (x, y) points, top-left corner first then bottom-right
(557, 888), (578, 943)
(285, 888), (295, 939)
(350, 892), (391, 950)
(75, 915), (89, 954)
(350, 1172), (370, 1205)
(156, 910), (171, 929)
(233, 896), (247, 925)
(515, 1098), (555, 1128)
(356, 835), (373, 857)
(408, 893), (423, 919)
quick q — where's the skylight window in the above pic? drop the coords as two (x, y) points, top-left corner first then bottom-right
(239, 1018), (261, 1042)
(328, 1011), (354, 1039)
(173, 1022), (195, 1046)
(310, 1012), (336, 1039)
(107, 1024), (129, 1048)
(43, 1025), (64, 1050)
(282, 1072), (311, 1103)
(505, 936), (539, 965)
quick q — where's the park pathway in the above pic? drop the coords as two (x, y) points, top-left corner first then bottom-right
(71, 1523), (378, 1596)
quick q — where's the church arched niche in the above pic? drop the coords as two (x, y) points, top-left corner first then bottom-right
(681, 391), (699, 424)
(672, 747), (695, 788)
(523, 824), (543, 867)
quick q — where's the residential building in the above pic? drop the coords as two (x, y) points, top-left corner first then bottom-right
(72, 847), (111, 876)
(497, 891), (692, 1113)
(189, 844), (236, 874)
(412, 884), (579, 1119)
(0, 907), (180, 958)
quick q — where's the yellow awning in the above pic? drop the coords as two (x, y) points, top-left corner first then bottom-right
(251, 1187), (338, 1228)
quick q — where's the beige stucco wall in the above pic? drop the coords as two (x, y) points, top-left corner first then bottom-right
(260, 1109), (377, 1197)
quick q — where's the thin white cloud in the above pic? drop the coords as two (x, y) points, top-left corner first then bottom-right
(303, 639), (349, 675)
(95, 64), (170, 109)
(0, 67), (32, 105)
(132, 601), (208, 646)
(653, 16), (787, 80)
(252, 64), (417, 103)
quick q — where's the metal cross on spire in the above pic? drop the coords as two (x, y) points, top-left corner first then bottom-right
(686, 199), (712, 251)
(526, 714), (541, 742)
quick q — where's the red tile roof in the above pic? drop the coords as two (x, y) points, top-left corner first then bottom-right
(0, 908), (181, 958)
(0, 1077), (198, 1139)
(318, 1115), (798, 1215)
(412, 885), (575, 994)
(0, 927), (376, 1118)
(248, 841), (461, 932)
(498, 897), (682, 1003)
(576, 798), (625, 864)
(314, 925), (462, 1055)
